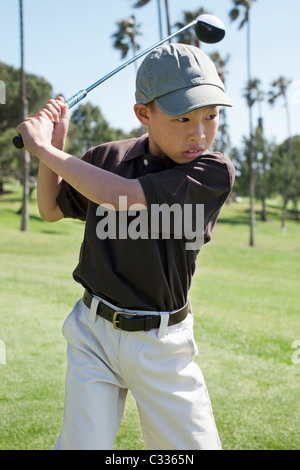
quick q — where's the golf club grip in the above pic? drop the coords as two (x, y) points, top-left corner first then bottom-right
(12, 134), (24, 149)
(12, 89), (88, 149)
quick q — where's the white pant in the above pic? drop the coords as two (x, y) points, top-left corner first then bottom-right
(54, 297), (221, 450)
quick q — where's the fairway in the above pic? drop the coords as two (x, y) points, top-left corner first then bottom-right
(0, 186), (299, 450)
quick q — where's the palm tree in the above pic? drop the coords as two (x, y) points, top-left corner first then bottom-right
(243, 78), (263, 108)
(229, 0), (257, 247)
(173, 8), (208, 48)
(210, 51), (231, 154)
(133, 0), (171, 39)
(269, 77), (292, 234)
(243, 78), (269, 221)
(112, 16), (141, 72)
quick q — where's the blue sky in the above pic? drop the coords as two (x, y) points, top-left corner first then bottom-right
(1, 0), (299, 149)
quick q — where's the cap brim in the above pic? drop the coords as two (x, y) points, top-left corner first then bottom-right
(155, 85), (233, 116)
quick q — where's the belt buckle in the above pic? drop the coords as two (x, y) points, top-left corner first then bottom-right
(113, 311), (136, 330)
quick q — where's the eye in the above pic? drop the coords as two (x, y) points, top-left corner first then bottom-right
(206, 114), (218, 121)
(177, 117), (189, 123)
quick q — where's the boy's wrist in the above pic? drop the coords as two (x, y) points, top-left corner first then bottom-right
(51, 138), (65, 152)
(34, 142), (56, 161)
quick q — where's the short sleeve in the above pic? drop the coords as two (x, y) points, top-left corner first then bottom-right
(138, 153), (235, 242)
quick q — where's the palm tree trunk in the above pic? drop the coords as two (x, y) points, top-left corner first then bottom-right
(157, 0), (163, 40)
(261, 196), (267, 222)
(247, 12), (255, 246)
(281, 96), (292, 234)
(19, 0), (30, 232)
(164, 0), (171, 38)
(131, 36), (139, 73)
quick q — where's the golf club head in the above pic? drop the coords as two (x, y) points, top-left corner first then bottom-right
(195, 14), (225, 44)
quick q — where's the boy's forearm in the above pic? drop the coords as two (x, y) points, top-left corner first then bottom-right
(36, 145), (147, 210)
(17, 98), (146, 210)
(37, 162), (64, 222)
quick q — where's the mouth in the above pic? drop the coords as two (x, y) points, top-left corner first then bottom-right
(183, 147), (205, 159)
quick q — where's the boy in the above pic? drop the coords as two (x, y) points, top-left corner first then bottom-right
(17, 44), (235, 450)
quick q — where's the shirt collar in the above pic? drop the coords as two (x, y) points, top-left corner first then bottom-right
(123, 134), (176, 168)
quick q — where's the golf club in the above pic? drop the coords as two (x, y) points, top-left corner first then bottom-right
(13, 14), (226, 149)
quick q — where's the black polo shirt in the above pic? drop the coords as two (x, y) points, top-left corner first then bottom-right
(56, 134), (235, 311)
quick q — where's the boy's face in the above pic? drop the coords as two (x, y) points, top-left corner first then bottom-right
(135, 102), (219, 164)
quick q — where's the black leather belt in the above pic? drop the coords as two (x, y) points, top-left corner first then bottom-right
(82, 290), (189, 332)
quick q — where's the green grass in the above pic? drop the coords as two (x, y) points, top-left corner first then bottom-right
(0, 185), (299, 450)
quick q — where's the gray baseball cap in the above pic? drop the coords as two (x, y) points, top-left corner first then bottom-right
(135, 43), (233, 116)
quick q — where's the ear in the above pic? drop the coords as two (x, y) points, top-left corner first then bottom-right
(134, 103), (151, 127)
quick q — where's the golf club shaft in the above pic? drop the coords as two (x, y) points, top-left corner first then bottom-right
(67, 18), (198, 108)
(13, 18), (198, 148)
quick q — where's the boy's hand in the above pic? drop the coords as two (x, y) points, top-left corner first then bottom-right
(49, 96), (70, 150)
(17, 96), (69, 156)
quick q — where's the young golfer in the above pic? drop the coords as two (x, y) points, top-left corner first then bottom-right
(17, 44), (235, 450)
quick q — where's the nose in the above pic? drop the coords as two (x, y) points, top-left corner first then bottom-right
(188, 122), (206, 143)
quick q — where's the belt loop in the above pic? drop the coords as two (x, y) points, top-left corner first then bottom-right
(89, 296), (99, 323)
(187, 297), (193, 316)
(157, 312), (169, 338)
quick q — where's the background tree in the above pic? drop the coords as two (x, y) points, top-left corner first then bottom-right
(0, 63), (52, 133)
(0, 129), (22, 193)
(210, 51), (231, 155)
(253, 126), (276, 221)
(0, 63), (52, 195)
(243, 78), (269, 220)
(112, 15), (142, 71)
(230, 130), (275, 218)
(269, 76), (292, 233)
(66, 103), (128, 157)
(133, 0), (171, 39)
(229, 0), (257, 246)
(229, 144), (248, 197)
(242, 77), (263, 218)
(270, 135), (300, 223)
